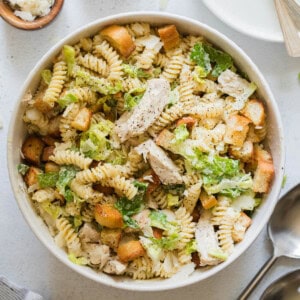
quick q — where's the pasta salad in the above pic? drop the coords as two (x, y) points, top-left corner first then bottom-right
(18, 22), (275, 279)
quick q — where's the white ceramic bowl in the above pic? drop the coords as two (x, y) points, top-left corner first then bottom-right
(7, 12), (285, 291)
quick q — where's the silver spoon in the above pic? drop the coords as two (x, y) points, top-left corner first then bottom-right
(239, 184), (300, 299)
(260, 269), (300, 300)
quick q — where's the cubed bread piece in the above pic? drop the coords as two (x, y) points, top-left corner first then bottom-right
(152, 227), (163, 239)
(24, 166), (42, 186)
(253, 146), (275, 193)
(45, 162), (60, 173)
(232, 212), (252, 242)
(117, 240), (145, 262)
(229, 140), (254, 163)
(155, 129), (174, 150)
(95, 204), (124, 229)
(224, 114), (250, 147)
(42, 146), (55, 162)
(158, 25), (180, 51)
(101, 25), (136, 58)
(22, 136), (45, 165)
(71, 107), (92, 131)
(199, 190), (217, 209)
(100, 228), (122, 250)
(241, 99), (265, 126)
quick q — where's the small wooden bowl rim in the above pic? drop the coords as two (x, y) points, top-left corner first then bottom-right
(0, 0), (64, 30)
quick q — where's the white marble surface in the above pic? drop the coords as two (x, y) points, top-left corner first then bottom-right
(1, 1), (300, 299)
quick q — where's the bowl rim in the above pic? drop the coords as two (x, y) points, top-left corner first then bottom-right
(0, 0), (64, 30)
(7, 11), (285, 291)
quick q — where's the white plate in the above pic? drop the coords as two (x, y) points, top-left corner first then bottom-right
(203, 0), (284, 42)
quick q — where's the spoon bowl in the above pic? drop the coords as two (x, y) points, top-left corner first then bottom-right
(269, 184), (300, 258)
(261, 269), (300, 300)
(240, 183), (300, 299)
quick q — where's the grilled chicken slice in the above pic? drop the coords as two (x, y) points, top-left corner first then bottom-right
(195, 209), (222, 266)
(136, 139), (182, 185)
(115, 78), (170, 142)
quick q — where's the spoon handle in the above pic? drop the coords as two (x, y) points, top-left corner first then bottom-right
(239, 255), (278, 300)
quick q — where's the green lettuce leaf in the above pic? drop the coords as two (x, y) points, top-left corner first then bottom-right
(56, 166), (77, 202)
(190, 43), (211, 76)
(63, 45), (76, 76)
(185, 239), (197, 254)
(80, 120), (114, 161)
(150, 233), (180, 251)
(231, 191), (261, 211)
(167, 87), (180, 107)
(68, 253), (88, 265)
(123, 64), (151, 78)
(208, 249), (228, 261)
(75, 69), (122, 95)
(41, 201), (61, 219)
(172, 124), (189, 144)
(17, 163), (29, 175)
(149, 210), (178, 234)
(203, 43), (233, 77)
(38, 172), (59, 188)
(124, 87), (145, 111)
(57, 93), (78, 109)
(41, 69), (52, 85)
(167, 194), (180, 208)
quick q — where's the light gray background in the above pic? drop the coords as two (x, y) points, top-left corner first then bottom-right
(1, 1), (300, 299)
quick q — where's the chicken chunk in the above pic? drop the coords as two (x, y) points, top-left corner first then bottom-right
(115, 78), (170, 142)
(85, 244), (110, 268)
(136, 139), (183, 184)
(195, 209), (222, 266)
(103, 258), (127, 275)
(79, 222), (101, 244)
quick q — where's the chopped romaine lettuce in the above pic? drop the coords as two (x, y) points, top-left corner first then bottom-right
(163, 184), (186, 196)
(124, 88), (145, 111)
(133, 180), (148, 191)
(150, 233), (180, 250)
(149, 210), (178, 234)
(41, 69), (52, 85)
(193, 66), (207, 84)
(56, 166), (77, 202)
(63, 45), (76, 76)
(231, 191), (261, 211)
(139, 236), (165, 267)
(68, 253), (88, 265)
(17, 163), (29, 175)
(70, 216), (83, 232)
(172, 124), (189, 144)
(190, 43), (211, 76)
(208, 249), (228, 261)
(38, 172), (59, 188)
(204, 173), (253, 197)
(123, 64), (151, 78)
(114, 183), (146, 228)
(106, 149), (127, 165)
(185, 239), (197, 254)
(203, 44), (233, 77)
(75, 69), (122, 95)
(41, 200), (61, 219)
(57, 93), (78, 109)
(80, 120), (113, 161)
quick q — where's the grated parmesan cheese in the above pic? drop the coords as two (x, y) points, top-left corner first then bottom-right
(8, 0), (55, 22)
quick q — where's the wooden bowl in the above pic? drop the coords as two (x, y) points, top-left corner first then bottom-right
(0, 0), (64, 30)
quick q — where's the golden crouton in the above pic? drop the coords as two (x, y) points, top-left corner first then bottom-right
(152, 227), (163, 239)
(224, 114), (251, 147)
(22, 136), (45, 165)
(241, 99), (265, 126)
(34, 90), (52, 113)
(71, 107), (92, 131)
(100, 228), (122, 250)
(24, 166), (42, 186)
(155, 129), (174, 150)
(41, 136), (58, 146)
(117, 240), (145, 262)
(42, 146), (55, 162)
(232, 212), (252, 243)
(229, 140), (254, 163)
(158, 25), (180, 51)
(199, 190), (217, 210)
(45, 162), (60, 173)
(95, 204), (124, 229)
(253, 146), (274, 193)
(101, 25), (136, 58)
